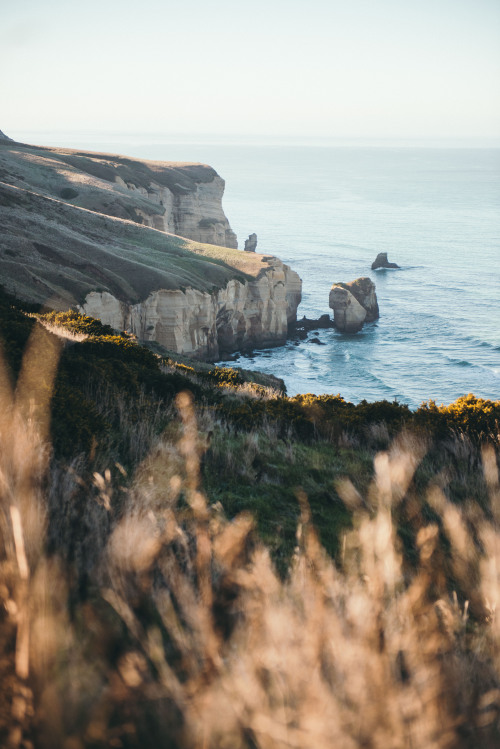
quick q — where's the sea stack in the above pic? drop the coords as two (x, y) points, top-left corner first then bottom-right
(244, 233), (258, 252)
(371, 252), (399, 270)
(329, 277), (379, 333)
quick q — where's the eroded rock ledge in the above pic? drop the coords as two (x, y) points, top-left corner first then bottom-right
(80, 257), (302, 360)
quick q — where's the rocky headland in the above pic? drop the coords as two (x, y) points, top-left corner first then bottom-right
(329, 277), (379, 333)
(0, 136), (301, 359)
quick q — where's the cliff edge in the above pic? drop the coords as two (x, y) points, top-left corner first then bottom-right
(0, 137), (237, 248)
(0, 139), (302, 359)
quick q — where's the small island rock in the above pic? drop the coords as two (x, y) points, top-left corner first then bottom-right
(371, 252), (399, 270)
(244, 233), (258, 252)
(329, 277), (379, 333)
(347, 276), (379, 321)
(329, 286), (367, 333)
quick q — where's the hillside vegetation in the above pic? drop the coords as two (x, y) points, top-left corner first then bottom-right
(0, 180), (270, 308)
(1, 289), (500, 747)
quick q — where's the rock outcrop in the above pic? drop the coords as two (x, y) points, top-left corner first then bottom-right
(329, 278), (379, 333)
(244, 233), (258, 252)
(371, 252), (399, 270)
(292, 314), (334, 339)
(0, 129), (13, 141)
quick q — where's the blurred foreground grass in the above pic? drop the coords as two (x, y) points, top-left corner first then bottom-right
(1, 290), (500, 747)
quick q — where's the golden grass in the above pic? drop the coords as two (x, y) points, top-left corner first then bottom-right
(1, 330), (500, 748)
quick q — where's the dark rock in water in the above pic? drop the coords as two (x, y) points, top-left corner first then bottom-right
(329, 277), (379, 333)
(371, 252), (399, 270)
(244, 233), (258, 252)
(309, 337), (325, 345)
(292, 313), (334, 335)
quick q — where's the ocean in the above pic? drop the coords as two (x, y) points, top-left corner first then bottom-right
(17, 133), (500, 408)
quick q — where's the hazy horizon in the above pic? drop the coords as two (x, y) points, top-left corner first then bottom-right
(7, 130), (500, 152)
(2, 0), (499, 142)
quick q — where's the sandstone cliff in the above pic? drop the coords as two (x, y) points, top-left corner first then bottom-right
(81, 257), (301, 359)
(0, 179), (301, 359)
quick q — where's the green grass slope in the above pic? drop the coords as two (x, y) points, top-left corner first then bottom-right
(0, 181), (271, 308)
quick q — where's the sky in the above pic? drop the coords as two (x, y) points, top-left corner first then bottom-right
(1, 0), (500, 141)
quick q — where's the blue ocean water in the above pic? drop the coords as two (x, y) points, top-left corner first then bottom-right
(213, 145), (500, 408)
(19, 133), (500, 408)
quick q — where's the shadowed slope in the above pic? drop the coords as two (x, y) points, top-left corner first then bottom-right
(0, 182), (273, 308)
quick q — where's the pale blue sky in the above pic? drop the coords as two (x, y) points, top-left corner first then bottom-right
(1, 0), (499, 139)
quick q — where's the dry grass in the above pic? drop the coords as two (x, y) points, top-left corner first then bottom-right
(1, 328), (500, 748)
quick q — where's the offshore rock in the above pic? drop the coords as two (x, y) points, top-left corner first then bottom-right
(329, 286), (367, 333)
(244, 233), (258, 252)
(292, 314), (334, 339)
(371, 252), (399, 270)
(346, 277), (379, 321)
(329, 277), (379, 333)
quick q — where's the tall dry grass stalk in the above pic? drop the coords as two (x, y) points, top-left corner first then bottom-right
(0, 334), (500, 747)
(0, 323), (61, 747)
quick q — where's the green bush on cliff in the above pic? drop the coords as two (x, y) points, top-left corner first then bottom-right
(39, 309), (116, 337)
(205, 366), (244, 387)
(415, 394), (500, 442)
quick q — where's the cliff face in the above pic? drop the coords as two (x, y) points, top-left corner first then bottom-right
(80, 259), (301, 359)
(0, 139), (238, 248)
(117, 173), (238, 248)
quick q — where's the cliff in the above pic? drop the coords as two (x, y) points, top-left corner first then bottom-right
(0, 137), (237, 248)
(0, 174), (301, 359)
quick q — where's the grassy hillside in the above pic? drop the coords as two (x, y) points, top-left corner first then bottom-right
(1, 289), (498, 569)
(1, 291), (500, 747)
(0, 137), (280, 310)
(0, 180), (273, 308)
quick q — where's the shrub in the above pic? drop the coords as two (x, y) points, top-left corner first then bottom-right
(59, 187), (79, 200)
(38, 310), (116, 337)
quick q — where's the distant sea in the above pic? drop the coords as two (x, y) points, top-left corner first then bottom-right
(17, 132), (500, 408)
